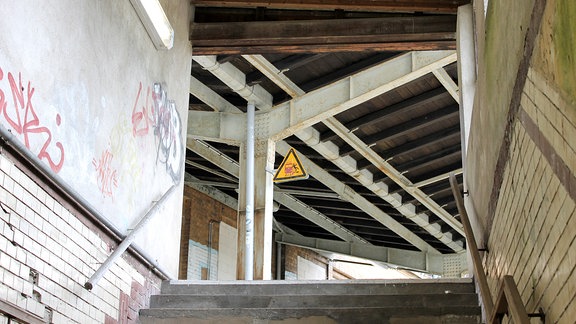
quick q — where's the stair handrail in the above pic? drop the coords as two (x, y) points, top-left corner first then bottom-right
(449, 174), (530, 324)
(490, 275), (531, 323)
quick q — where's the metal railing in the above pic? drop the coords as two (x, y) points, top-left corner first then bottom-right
(449, 173), (541, 324)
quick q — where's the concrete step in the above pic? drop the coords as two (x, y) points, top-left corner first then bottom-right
(160, 278), (475, 296)
(150, 293), (479, 309)
(140, 279), (481, 324)
(139, 307), (481, 324)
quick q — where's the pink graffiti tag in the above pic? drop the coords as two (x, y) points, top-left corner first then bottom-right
(0, 67), (65, 173)
(130, 82), (183, 182)
(131, 82), (155, 137)
(92, 149), (118, 199)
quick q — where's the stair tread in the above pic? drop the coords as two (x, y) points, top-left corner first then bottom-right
(167, 278), (473, 285)
(140, 306), (481, 320)
(150, 294), (479, 309)
(142, 306), (481, 311)
(160, 280), (476, 296)
(142, 279), (481, 323)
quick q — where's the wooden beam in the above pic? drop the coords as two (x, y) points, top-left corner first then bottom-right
(193, 41), (456, 55)
(191, 16), (456, 54)
(191, 0), (470, 14)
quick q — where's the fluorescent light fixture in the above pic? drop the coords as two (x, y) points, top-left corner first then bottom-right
(130, 0), (174, 50)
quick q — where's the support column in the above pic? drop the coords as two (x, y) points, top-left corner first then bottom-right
(236, 144), (246, 280)
(237, 111), (275, 280)
(253, 137), (275, 280)
(456, 3), (476, 166)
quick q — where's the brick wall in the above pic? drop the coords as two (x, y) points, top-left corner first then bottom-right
(484, 66), (576, 322)
(0, 152), (162, 323)
(180, 186), (237, 280)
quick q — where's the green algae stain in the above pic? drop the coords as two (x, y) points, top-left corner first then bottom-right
(553, 0), (576, 104)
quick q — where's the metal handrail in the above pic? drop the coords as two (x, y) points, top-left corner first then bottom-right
(449, 173), (532, 324)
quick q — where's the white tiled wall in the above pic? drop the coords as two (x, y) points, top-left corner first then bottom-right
(0, 154), (161, 323)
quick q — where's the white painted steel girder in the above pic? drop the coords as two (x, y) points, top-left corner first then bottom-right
(186, 139), (368, 246)
(323, 117), (465, 238)
(245, 53), (464, 251)
(275, 233), (468, 275)
(276, 141), (439, 254)
(269, 51), (457, 141)
(184, 173), (239, 210)
(189, 51), (463, 253)
(273, 192), (369, 244)
(190, 76), (239, 113)
(433, 68), (460, 103)
(193, 55), (273, 109)
(187, 110), (244, 145)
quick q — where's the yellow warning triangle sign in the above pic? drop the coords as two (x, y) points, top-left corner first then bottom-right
(273, 148), (308, 183)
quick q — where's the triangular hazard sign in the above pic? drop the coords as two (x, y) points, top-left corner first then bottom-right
(273, 148), (308, 183)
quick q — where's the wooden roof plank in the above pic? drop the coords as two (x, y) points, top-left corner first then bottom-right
(191, 0), (470, 13)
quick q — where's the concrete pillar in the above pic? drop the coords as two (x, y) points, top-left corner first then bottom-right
(237, 119), (275, 280)
(457, 4), (476, 167)
(237, 144), (246, 280)
(253, 138), (275, 280)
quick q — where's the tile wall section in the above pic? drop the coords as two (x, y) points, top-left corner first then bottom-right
(0, 153), (161, 323)
(485, 67), (576, 323)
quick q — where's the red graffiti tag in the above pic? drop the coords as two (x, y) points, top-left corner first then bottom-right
(0, 67), (65, 173)
(131, 82), (155, 137)
(92, 149), (118, 199)
(130, 82), (183, 182)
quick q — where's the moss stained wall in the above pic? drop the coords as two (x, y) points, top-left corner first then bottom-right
(533, 0), (576, 106)
(472, 0), (576, 321)
(466, 0), (535, 233)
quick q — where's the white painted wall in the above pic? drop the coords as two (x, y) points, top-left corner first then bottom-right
(217, 222), (237, 280)
(0, 0), (192, 276)
(297, 256), (326, 280)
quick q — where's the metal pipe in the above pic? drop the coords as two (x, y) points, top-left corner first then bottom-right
(0, 124), (174, 281)
(276, 241), (282, 280)
(207, 219), (220, 280)
(207, 221), (213, 280)
(85, 184), (176, 290)
(245, 102), (255, 280)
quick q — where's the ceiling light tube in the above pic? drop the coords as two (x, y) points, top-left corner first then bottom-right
(130, 0), (174, 50)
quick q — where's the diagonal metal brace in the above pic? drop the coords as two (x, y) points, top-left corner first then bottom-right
(84, 184), (177, 290)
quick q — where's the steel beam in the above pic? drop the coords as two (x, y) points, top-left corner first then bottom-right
(190, 52), (457, 252)
(269, 51), (457, 140)
(273, 193), (369, 244)
(245, 54), (463, 252)
(323, 118), (465, 236)
(433, 68), (460, 103)
(186, 139), (368, 246)
(275, 233), (467, 275)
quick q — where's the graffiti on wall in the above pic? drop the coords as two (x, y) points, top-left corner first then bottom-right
(91, 82), (183, 201)
(92, 148), (118, 199)
(131, 82), (183, 182)
(0, 67), (65, 173)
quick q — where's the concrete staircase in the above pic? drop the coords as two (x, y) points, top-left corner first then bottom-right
(139, 279), (481, 324)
